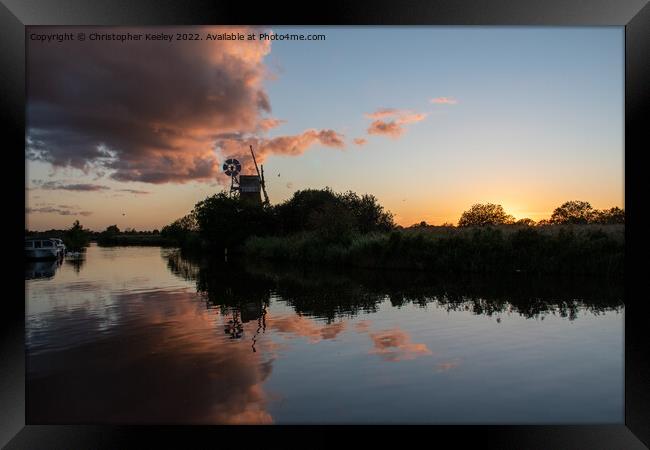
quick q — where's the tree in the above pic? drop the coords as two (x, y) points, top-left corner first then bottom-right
(161, 211), (201, 248)
(308, 201), (357, 244)
(590, 207), (625, 224)
(274, 188), (340, 234)
(275, 188), (394, 235)
(458, 203), (515, 227)
(515, 218), (536, 227)
(337, 191), (395, 233)
(550, 200), (593, 224)
(193, 191), (275, 250)
(63, 220), (90, 251)
(105, 224), (120, 234)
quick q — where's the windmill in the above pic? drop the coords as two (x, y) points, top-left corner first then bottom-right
(222, 158), (242, 197)
(221, 146), (269, 205)
(249, 145), (270, 205)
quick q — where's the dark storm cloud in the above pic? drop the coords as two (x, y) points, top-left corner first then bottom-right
(27, 27), (274, 184)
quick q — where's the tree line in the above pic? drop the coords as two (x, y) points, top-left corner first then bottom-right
(26, 192), (624, 254)
(160, 188), (624, 254)
(456, 200), (624, 227)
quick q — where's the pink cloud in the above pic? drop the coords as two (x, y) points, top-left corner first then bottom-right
(364, 108), (401, 119)
(367, 120), (403, 138)
(364, 108), (426, 139)
(216, 129), (345, 173)
(353, 138), (368, 146)
(354, 320), (371, 332)
(430, 97), (458, 104)
(27, 26), (348, 186)
(257, 118), (287, 132)
(268, 313), (346, 343)
(368, 328), (432, 362)
(28, 26), (273, 184)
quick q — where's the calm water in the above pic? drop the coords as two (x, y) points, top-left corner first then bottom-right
(26, 244), (624, 424)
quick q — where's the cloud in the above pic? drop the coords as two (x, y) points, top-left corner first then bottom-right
(286, 182), (293, 189)
(27, 288), (276, 424)
(353, 138), (368, 146)
(34, 181), (110, 191)
(215, 129), (345, 172)
(26, 206), (93, 216)
(354, 320), (371, 332)
(364, 108), (401, 119)
(430, 97), (458, 104)
(365, 108), (426, 139)
(268, 313), (346, 343)
(257, 118), (286, 132)
(368, 328), (432, 362)
(118, 189), (151, 195)
(367, 120), (404, 138)
(27, 26), (275, 184)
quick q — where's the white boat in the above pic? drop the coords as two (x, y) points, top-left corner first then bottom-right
(50, 238), (66, 257)
(25, 238), (59, 260)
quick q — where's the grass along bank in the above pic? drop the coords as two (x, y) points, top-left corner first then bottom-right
(243, 224), (624, 276)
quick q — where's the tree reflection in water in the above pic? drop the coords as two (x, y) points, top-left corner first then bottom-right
(165, 250), (623, 328)
(65, 257), (86, 274)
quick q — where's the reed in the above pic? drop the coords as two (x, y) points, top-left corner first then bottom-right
(243, 225), (623, 275)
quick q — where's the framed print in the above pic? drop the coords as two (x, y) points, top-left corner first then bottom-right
(2, 0), (649, 448)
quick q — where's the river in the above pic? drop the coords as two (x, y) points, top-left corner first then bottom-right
(25, 243), (624, 424)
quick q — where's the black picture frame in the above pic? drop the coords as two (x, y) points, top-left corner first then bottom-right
(2, 0), (648, 448)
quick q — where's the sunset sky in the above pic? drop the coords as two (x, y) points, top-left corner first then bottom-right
(26, 26), (624, 231)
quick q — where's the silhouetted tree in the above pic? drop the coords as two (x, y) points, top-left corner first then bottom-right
(274, 188), (340, 234)
(550, 200), (594, 224)
(458, 203), (515, 227)
(63, 220), (90, 251)
(515, 218), (536, 226)
(308, 201), (357, 244)
(194, 191), (275, 251)
(337, 191), (394, 233)
(105, 225), (120, 234)
(411, 221), (429, 228)
(274, 188), (394, 235)
(591, 207), (625, 224)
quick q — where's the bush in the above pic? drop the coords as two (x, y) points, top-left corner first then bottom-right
(274, 188), (394, 236)
(193, 191), (276, 252)
(63, 220), (90, 252)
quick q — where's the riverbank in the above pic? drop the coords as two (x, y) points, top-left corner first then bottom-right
(95, 234), (176, 246)
(243, 224), (624, 276)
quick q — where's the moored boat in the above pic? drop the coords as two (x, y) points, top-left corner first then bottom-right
(25, 238), (59, 260)
(50, 238), (66, 257)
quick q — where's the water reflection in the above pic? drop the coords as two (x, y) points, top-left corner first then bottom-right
(167, 251), (623, 324)
(25, 259), (60, 280)
(26, 246), (624, 424)
(65, 257), (86, 274)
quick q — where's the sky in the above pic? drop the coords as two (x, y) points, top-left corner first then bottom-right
(25, 26), (624, 231)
